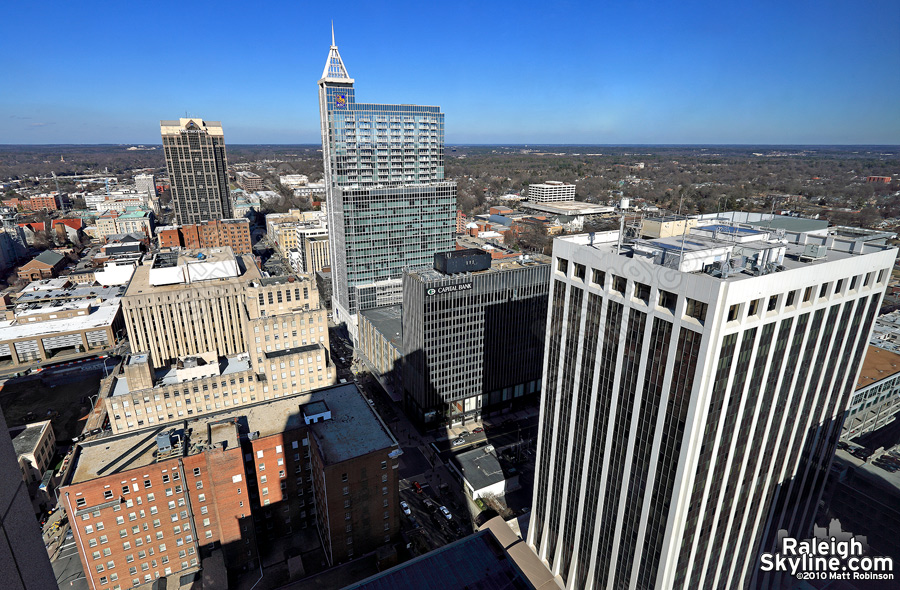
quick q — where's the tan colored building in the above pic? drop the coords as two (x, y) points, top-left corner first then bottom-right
(10, 420), (56, 485)
(640, 215), (698, 239)
(112, 248), (334, 433)
(300, 231), (330, 273)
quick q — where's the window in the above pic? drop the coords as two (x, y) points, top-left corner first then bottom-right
(556, 258), (568, 274)
(573, 263), (586, 281)
(144, 479), (151, 489)
(803, 286), (814, 302)
(685, 298), (707, 321)
(76, 498), (86, 508)
(195, 481), (203, 490)
(634, 282), (650, 304)
(727, 304), (739, 322)
(835, 278), (844, 293)
(104, 490), (114, 500)
(193, 468), (201, 477)
(819, 283), (829, 298)
(865, 272), (873, 287)
(747, 299), (761, 316)
(612, 275), (627, 294)
(786, 290), (797, 307)
(592, 268), (605, 287)
(767, 296), (778, 312)
(658, 290), (677, 313)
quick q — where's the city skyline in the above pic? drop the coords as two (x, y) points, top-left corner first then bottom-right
(2, 0), (899, 145)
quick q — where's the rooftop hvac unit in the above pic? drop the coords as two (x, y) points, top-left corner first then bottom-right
(803, 244), (827, 260)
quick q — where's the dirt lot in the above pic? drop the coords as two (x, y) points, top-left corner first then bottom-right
(0, 369), (103, 444)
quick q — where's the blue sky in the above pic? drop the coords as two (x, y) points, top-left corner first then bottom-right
(2, 0), (898, 144)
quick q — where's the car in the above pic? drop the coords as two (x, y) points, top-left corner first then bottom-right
(452, 438), (466, 447)
(368, 399), (375, 406)
(472, 427), (484, 434)
(458, 431), (470, 438)
(413, 481), (423, 494)
(439, 505), (452, 520)
(400, 500), (411, 516)
(423, 498), (435, 510)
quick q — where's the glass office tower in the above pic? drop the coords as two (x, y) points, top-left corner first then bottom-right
(317, 31), (455, 341)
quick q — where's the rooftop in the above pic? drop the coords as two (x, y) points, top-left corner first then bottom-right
(111, 352), (252, 397)
(559, 219), (896, 283)
(856, 346), (900, 390)
(521, 201), (614, 215)
(0, 303), (120, 340)
(359, 305), (402, 350)
(451, 446), (517, 491)
(10, 421), (50, 457)
(69, 383), (396, 484)
(407, 252), (550, 284)
(264, 343), (322, 360)
(344, 517), (559, 590)
(126, 250), (258, 293)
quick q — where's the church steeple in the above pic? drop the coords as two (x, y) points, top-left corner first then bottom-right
(320, 24), (354, 83)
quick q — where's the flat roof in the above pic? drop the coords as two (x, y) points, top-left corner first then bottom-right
(407, 253), (550, 284)
(359, 305), (402, 349)
(70, 383), (396, 484)
(520, 201), (614, 215)
(856, 345), (900, 390)
(10, 421), (50, 457)
(264, 344), (321, 360)
(111, 353), (252, 397)
(344, 518), (558, 590)
(125, 251), (259, 295)
(746, 217), (829, 233)
(0, 303), (119, 340)
(451, 446), (515, 491)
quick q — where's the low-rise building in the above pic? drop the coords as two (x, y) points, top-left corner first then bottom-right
(18, 250), (67, 281)
(843, 346), (900, 440)
(97, 209), (154, 241)
(235, 170), (264, 191)
(156, 219), (252, 254)
(449, 445), (520, 501)
(10, 420), (56, 485)
(358, 305), (402, 398)
(61, 383), (400, 589)
(0, 283), (124, 368)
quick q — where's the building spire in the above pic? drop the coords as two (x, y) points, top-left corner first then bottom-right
(320, 23), (353, 83)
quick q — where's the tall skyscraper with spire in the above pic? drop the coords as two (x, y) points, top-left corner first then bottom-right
(318, 28), (455, 341)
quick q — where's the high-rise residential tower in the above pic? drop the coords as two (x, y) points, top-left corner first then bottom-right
(161, 118), (233, 224)
(317, 30), (455, 341)
(528, 223), (896, 589)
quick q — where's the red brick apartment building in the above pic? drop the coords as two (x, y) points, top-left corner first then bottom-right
(156, 219), (252, 254)
(60, 383), (399, 590)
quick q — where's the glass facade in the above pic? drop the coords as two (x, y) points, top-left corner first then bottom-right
(318, 43), (456, 330)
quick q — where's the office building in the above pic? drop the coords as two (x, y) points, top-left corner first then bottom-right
(842, 345), (900, 439)
(235, 171), (264, 192)
(134, 173), (155, 199)
(402, 249), (550, 427)
(318, 31), (455, 341)
(528, 223), (895, 589)
(113, 248), (333, 433)
(526, 181), (575, 203)
(60, 383), (400, 590)
(0, 407), (58, 590)
(161, 119), (233, 224)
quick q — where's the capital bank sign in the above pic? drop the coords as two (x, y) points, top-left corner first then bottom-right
(426, 282), (473, 296)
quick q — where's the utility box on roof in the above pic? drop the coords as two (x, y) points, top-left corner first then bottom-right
(434, 249), (491, 275)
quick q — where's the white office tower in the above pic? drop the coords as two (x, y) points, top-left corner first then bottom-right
(528, 223), (896, 589)
(317, 30), (455, 342)
(527, 181), (575, 203)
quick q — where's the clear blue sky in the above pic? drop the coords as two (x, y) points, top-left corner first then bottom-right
(2, 0), (898, 145)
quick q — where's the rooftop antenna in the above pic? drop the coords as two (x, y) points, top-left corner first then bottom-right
(331, 21), (335, 46)
(677, 191), (688, 272)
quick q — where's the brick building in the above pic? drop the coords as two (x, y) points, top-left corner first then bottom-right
(154, 219), (252, 255)
(18, 250), (67, 281)
(60, 383), (399, 590)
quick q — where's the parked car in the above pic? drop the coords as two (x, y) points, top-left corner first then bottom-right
(472, 427), (484, 434)
(458, 431), (470, 438)
(452, 438), (466, 447)
(439, 505), (452, 520)
(400, 500), (411, 516)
